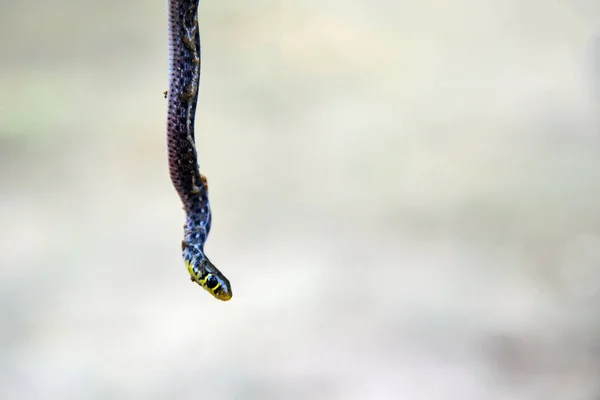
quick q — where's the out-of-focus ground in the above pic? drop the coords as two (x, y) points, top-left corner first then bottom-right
(1, 0), (600, 399)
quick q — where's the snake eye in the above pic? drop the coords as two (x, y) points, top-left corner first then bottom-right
(206, 274), (219, 290)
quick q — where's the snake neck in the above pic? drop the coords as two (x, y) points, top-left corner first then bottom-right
(183, 195), (211, 245)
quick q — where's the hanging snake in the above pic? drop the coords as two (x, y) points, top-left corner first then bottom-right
(166, 0), (232, 301)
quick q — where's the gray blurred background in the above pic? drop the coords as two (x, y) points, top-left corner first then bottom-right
(1, 0), (600, 399)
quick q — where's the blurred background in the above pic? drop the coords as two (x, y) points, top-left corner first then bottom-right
(1, 0), (600, 399)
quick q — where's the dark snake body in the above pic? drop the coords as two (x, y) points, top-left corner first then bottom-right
(166, 0), (232, 301)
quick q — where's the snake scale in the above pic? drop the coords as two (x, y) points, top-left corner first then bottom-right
(166, 0), (232, 301)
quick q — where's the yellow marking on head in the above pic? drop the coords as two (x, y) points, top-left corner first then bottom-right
(198, 274), (209, 286)
(186, 260), (199, 281)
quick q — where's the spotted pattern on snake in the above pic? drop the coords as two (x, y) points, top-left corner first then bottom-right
(166, 0), (232, 301)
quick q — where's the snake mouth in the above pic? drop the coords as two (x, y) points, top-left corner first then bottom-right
(212, 287), (233, 301)
(194, 276), (232, 301)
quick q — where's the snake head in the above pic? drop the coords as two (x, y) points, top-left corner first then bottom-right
(186, 256), (232, 301)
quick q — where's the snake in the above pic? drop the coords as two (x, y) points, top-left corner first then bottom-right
(166, 0), (232, 301)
